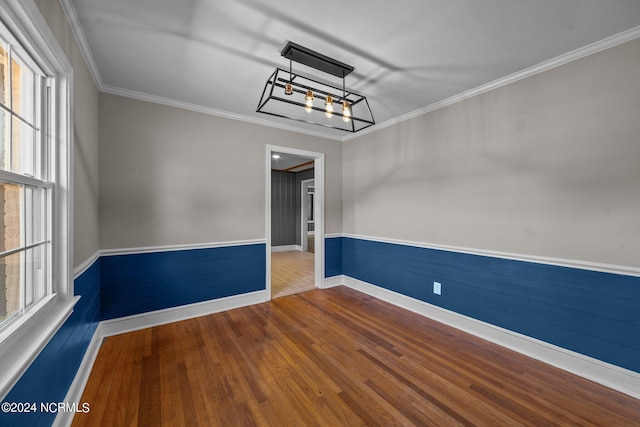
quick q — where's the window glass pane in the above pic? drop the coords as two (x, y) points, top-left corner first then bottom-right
(0, 44), (7, 108)
(0, 109), (8, 171)
(11, 56), (36, 125)
(25, 245), (46, 308)
(24, 186), (45, 246)
(0, 252), (21, 324)
(13, 116), (35, 176)
(0, 182), (23, 254)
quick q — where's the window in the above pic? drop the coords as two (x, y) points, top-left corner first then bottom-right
(0, 37), (51, 330)
(0, 0), (72, 397)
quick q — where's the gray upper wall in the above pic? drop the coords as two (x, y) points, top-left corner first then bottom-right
(343, 38), (640, 268)
(98, 94), (343, 249)
(35, 0), (100, 269)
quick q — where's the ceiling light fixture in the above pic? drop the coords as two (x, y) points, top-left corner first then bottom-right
(256, 42), (375, 133)
(325, 95), (334, 118)
(304, 89), (314, 113)
(341, 75), (351, 123)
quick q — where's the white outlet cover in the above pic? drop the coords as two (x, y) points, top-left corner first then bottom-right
(433, 281), (442, 295)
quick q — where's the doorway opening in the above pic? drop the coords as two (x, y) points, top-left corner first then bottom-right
(266, 145), (324, 300)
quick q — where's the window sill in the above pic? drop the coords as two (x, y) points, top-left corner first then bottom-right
(0, 294), (79, 400)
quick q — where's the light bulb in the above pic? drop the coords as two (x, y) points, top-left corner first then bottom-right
(342, 101), (351, 123)
(325, 95), (334, 118)
(305, 90), (314, 113)
(284, 83), (293, 96)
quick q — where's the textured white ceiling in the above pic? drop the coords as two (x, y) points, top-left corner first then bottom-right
(271, 152), (314, 172)
(68, 0), (640, 138)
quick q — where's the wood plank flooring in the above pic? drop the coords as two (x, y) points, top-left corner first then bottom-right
(271, 250), (315, 298)
(72, 286), (640, 426)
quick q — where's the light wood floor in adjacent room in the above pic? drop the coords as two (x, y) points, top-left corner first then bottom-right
(271, 250), (315, 298)
(72, 286), (640, 426)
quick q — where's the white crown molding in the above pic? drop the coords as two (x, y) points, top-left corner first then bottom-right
(100, 84), (343, 141)
(341, 276), (640, 399)
(341, 233), (640, 277)
(343, 25), (640, 142)
(58, 0), (104, 89)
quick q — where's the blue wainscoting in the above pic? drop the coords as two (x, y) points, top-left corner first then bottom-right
(342, 237), (640, 373)
(100, 244), (266, 320)
(1, 260), (101, 427)
(325, 237), (343, 278)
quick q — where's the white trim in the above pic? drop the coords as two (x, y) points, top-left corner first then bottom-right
(343, 25), (640, 142)
(0, 169), (53, 188)
(100, 239), (266, 257)
(312, 156), (325, 289)
(100, 290), (268, 337)
(340, 276), (640, 399)
(342, 233), (640, 277)
(58, 0), (103, 89)
(73, 250), (100, 279)
(53, 323), (103, 427)
(324, 233), (343, 239)
(323, 275), (345, 289)
(271, 245), (302, 253)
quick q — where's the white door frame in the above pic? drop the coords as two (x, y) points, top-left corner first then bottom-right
(266, 145), (325, 300)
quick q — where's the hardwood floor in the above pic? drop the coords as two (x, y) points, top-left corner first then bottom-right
(271, 250), (315, 298)
(72, 286), (640, 426)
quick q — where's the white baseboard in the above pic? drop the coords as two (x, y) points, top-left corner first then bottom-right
(341, 276), (640, 399)
(323, 275), (345, 289)
(53, 323), (104, 427)
(271, 245), (302, 253)
(100, 290), (269, 337)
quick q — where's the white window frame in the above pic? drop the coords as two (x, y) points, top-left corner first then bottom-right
(0, 0), (74, 400)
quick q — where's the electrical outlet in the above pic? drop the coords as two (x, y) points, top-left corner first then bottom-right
(433, 281), (442, 295)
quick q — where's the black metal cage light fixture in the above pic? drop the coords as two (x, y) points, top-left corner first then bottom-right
(257, 42), (375, 133)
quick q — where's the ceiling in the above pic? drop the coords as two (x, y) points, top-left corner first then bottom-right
(65, 0), (640, 140)
(271, 153), (314, 173)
